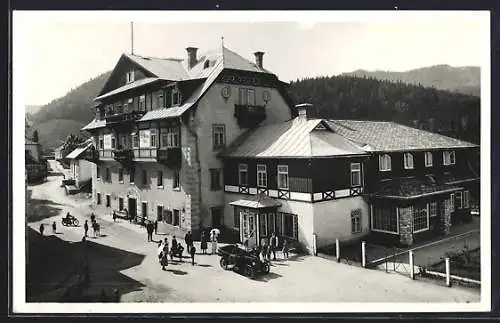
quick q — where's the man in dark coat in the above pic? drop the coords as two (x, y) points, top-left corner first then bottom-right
(39, 223), (44, 236)
(154, 220), (158, 235)
(146, 221), (154, 242)
(184, 231), (193, 253)
(190, 245), (196, 266)
(84, 220), (89, 237)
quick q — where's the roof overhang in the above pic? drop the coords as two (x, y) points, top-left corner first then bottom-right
(229, 195), (282, 209)
(367, 186), (463, 201)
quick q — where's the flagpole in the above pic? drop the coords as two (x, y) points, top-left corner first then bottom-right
(130, 22), (134, 55)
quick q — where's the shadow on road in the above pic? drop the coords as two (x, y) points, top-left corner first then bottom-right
(26, 199), (64, 223)
(197, 264), (212, 268)
(26, 226), (146, 302)
(166, 269), (188, 275)
(254, 272), (282, 282)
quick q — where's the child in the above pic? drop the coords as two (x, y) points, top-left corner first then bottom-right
(52, 221), (56, 234)
(282, 238), (289, 259)
(39, 223), (45, 236)
(190, 245), (196, 266)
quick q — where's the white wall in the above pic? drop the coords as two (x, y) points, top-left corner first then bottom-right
(195, 82), (292, 227)
(76, 159), (93, 187)
(313, 196), (370, 248)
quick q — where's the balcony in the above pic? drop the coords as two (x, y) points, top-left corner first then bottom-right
(113, 148), (135, 164)
(98, 149), (114, 161)
(234, 104), (266, 128)
(157, 147), (182, 169)
(81, 146), (99, 163)
(105, 111), (145, 127)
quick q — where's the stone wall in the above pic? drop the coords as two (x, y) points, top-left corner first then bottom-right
(398, 206), (414, 246)
(441, 195), (452, 235)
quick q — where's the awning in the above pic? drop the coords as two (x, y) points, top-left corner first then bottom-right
(368, 175), (464, 200)
(229, 194), (282, 209)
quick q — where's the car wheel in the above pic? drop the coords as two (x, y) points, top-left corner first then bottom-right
(246, 266), (255, 279)
(220, 258), (228, 270)
(263, 263), (270, 274)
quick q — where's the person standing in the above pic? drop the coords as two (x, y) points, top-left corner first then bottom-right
(112, 211), (117, 222)
(146, 221), (153, 242)
(84, 220), (89, 237)
(184, 231), (193, 253)
(190, 244), (196, 266)
(161, 238), (169, 270)
(270, 232), (278, 261)
(200, 231), (208, 254)
(90, 213), (95, 224)
(39, 223), (45, 236)
(154, 220), (158, 235)
(52, 221), (57, 234)
(282, 238), (289, 260)
(211, 231), (218, 255)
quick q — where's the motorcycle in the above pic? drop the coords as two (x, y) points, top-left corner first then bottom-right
(61, 215), (79, 226)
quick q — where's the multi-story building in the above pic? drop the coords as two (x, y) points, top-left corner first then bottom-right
(65, 139), (95, 189)
(81, 45), (296, 237)
(82, 45), (479, 252)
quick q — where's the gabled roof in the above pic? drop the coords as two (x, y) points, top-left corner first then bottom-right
(124, 54), (189, 80)
(66, 140), (93, 160)
(81, 119), (106, 131)
(221, 118), (367, 158)
(95, 77), (164, 101)
(326, 120), (477, 152)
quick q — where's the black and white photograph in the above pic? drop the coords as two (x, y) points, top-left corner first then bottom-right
(13, 10), (491, 313)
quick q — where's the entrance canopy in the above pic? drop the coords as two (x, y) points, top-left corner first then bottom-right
(229, 194), (282, 209)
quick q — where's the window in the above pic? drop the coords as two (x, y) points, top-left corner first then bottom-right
(282, 213), (298, 240)
(443, 151), (456, 165)
(172, 89), (180, 106)
(259, 213), (268, 237)
(278, 165), (289, 190)
(111, 137), (116, 149)
(158, 91), (164, 108)
(142, 170), (147, 185)
(162, 128), (180, 148)
(129, 166), (135, 183)
(238, 164), (248, 186)
(106, 167), (111, 182)
(151, 131), (157, 147)
(119, 198), (124, 211)
(425, 151), (433, 167)
(157, 171), (163, 187)
(157, 205), (164, 222)
(450, 193), (455, 211)
(96, 166), (100, 179)
(106, 194), (111, 208)
(379, 154), (391, 171)
(126, 70), (135, 83)
(173, 171), (180, 190)
(351, 208), (362, 234)
(238, 88), (256, 106)
(464, 190), (470, 208)
(233, 207), (240, 229)
(173, 209), (180, 226)
(139, 95), (146, 111)
(210, 168), (221, 190)
(456, 191), (463, 209)
(372, 206), (398, 233)
(404, 153), (414, 169)
(413, 204), (429, 233)
(99, 139), (104, 149)
(429, 202), (438, 217)
(256, 164), (267, 187)
(350, 163), (361, 187)
(96, 193), (101, 205)
(212, 125), (226, 149)
(118, 168), (123, 182)
(132, 133), (139, 148)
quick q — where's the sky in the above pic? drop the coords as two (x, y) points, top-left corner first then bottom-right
(14, 11), (488, 106)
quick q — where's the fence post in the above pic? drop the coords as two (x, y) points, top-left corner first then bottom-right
(361, 241), (366, 268)
(409, 250), (414, 280)
(312, 233), (317, 256)
(335, 238), (340, 262)
(445, 257), (451, 287)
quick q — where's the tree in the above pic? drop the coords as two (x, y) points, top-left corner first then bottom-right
(32, 130), (39, 143)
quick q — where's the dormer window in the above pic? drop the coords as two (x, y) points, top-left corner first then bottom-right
(126, 70), (135, 83)
(172, 89), (180, 106)
(443, 151), (456, 166)
(379, 154), (391, 172)
(403, 152), (414, 169)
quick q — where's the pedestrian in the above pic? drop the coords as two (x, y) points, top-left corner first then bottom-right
(184, 230), (193, 253)
(190, 244), (196, 266)
(177, 244), (184, 262)
(200, 231), (208, 254)
(52, 221), (57, 234)
(90, 213), (95, 224)
(262, 243), (269, 261)
(270, 232), (279, 261)
(146, 221), (153, 242)
(172, 236), (178, 250)
(112, 211), (117, 222)
(282, 237), (289, 260)
(39, 223), (44, 236)
(266, 241), (272, 261)
(84, 220), (89, 237)
(161, 238), (169, 270)
(154, 220), (158, 235)
(211, 230), (218, 255)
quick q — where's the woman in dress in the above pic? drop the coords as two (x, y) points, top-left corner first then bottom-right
(200, 231), (208, 254)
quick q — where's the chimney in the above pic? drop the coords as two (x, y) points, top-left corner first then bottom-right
(295, 103), (314, 120)
(254, 51), (264, 69)
(186, 47), (198, 69)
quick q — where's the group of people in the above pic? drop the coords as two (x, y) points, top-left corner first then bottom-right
(84, 213), (100, 238)
(257, 232), (290, 262)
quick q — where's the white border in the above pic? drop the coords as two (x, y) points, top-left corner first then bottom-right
(13, 10), (491, 313)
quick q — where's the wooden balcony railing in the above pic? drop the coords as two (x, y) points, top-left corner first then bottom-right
(99, 149), (114, 159)
(105, 111), (145, 125)
(234, 104), (266, 128)
(113, 148), (135, 164)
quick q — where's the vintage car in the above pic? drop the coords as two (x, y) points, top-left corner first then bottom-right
(217, 244), (270, 278)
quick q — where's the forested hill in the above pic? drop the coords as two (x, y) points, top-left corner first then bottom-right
(28, 71), (111, 152)
(343, 65), (480, 96)
(287, 75), (480, 144)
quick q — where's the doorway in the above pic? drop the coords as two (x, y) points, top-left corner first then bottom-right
(241, 210), (258, 248)
(211, 206), (223, 228)
(128, 197), (137, 221)
(142, 202), (148, 221)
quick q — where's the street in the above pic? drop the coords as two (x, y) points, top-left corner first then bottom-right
(25, 160), (481, 303)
